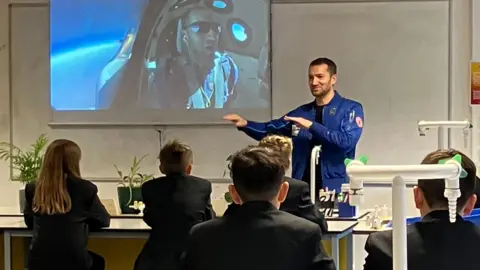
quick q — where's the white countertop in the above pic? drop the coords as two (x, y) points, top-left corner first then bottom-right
(0, 207), (23, 216)
(0, 207), (141, 218)
(325, 220), (358, 234)
(0, 217), (150, 231)
(0, 217), (357, 235)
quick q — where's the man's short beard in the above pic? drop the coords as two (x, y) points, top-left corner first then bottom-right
(313, 87), (333, 99)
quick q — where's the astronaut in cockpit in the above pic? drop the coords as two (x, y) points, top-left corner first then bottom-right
(142, 6), (239, 109)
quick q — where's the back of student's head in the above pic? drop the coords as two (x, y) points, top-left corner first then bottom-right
(258, 135), (292, 169)
(416, 149), (477, 215)
(159, 140), (193, 175)
(228, 146), (289, 205)
(33, 139), (81, 215)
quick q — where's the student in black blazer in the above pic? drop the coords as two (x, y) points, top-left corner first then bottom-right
(134, 140), (215, 270)
(224, 135), (328, 234)
(23, 139), (110, 270)
(364, 149), (480, 270)
(181, 146), (335, 270)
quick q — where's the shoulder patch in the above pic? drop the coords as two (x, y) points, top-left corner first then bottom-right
(356, 117), (363, 128)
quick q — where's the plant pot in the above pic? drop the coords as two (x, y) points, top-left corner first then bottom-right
(19, 189), (26, 213)
(117, 186), (142, 214)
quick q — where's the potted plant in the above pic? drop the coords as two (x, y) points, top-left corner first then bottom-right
(0, 134), (49, 212)
(114, 155), (154, 214)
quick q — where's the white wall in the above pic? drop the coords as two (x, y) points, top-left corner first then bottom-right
(474, 0), (480, 61)
(471, 0), (480, 165)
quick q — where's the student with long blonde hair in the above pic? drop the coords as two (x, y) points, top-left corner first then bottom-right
(224, 135), (327, 234)
(23, 139), (110, 270)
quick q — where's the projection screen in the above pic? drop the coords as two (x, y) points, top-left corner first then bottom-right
(50, 0), (271, 125)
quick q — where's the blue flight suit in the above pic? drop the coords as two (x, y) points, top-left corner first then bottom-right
(238, 91), (364, 192)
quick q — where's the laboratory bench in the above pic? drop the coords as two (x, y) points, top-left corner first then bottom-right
(0, 207), (368, 270)
(0, 206), (141, 219)
(352, 219), (391, 235)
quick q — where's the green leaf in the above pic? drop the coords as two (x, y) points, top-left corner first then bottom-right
(0, 134), (48, 183)
(452, 154), (462, 164)
(114, 155), (153, 188)
(359, 156), (368, 165)
(113, 164), (123, 178)
(344, 158), (353, 166)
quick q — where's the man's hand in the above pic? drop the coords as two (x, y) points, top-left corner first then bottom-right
(223, 114), (247, 127)
(284, 116), (313, 129)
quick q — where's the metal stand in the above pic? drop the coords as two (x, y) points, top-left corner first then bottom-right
(310, 146), (322, 203)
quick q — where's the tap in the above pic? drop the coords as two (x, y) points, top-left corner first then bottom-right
(345, 156), (368, 206)
(443, 154), (464, 223)
(418, 127), (427, 136)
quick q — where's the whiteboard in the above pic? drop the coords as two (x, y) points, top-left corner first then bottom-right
(272, 1), (449, 168)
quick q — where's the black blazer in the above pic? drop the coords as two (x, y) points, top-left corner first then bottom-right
(181, 201), (336, 270)
(134, 173), (214, 270)
(224, 177), (328, 234)
(24, 176), (110, 270)
(363, 210), (480, 270)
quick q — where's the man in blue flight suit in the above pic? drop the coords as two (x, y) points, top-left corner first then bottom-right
(223, 57), (364, 195)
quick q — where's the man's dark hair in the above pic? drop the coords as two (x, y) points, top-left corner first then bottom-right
(229, 146), (288, 201)
(418, 149), (477, 211)
(159, 140), (193, 174)
(309, 57), (337, 75)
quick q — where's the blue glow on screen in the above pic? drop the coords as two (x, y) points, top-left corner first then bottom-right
(50, 0), (148, 110)
(212, 0), (227, 9)
(231, 23), (248, 42)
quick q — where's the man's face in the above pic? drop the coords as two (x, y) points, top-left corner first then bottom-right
(308, 64), (336, 98)
(183, 9), (220, 68)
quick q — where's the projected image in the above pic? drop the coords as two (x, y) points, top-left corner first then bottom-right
(51, 0), (270, 112)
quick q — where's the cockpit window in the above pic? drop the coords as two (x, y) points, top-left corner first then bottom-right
(228, 18), (251, 47)
(212, 0), (226, 8)
(208, 0), (233, 13)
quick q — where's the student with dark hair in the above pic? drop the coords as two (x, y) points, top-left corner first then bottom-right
(24, 139), (110, 270)
(224, 134), (328, 234)
(134, 140), (214, 270)
(181, 146), (335, 270)
(364, 149), (480, 270)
